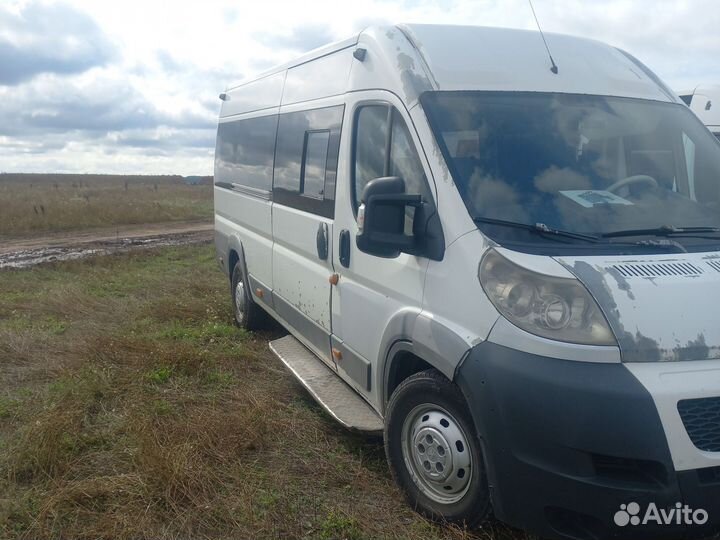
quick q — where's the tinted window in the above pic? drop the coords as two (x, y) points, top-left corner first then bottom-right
(272, 105), (344, 217)
(353, 106), (389, 208)
(353, 105), (432, 211)
(302, 131), (330, 199)
(215, 114), (278, 191)
(274, 113), (306, 192)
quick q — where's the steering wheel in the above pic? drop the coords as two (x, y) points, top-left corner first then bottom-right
(606, 174), (658, 193)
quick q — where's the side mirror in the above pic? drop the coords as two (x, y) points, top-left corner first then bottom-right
(356, 176), (422, 258)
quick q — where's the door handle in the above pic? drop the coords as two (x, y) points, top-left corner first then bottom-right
(339, 229), (350, 268)
(316, 222), (328, 260)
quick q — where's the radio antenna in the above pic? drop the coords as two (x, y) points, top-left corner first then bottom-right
(528, 0), (559, 74)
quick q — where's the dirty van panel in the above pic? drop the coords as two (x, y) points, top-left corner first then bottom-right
(556, 254), (720, 362)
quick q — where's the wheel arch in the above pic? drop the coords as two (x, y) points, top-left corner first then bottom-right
(227, 236), (248, 286)
(379, 311), (473, 414)
(384, 343), (434, 412)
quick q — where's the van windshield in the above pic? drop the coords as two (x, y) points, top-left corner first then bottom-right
(422, 92), (720, 250)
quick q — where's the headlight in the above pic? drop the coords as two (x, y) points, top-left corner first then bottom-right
(479, 249), (616, 346)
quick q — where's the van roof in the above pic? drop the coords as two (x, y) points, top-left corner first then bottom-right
(226, 34), (360, 92)
(397, 24), (676, 102)
(221, 24), (679, 118)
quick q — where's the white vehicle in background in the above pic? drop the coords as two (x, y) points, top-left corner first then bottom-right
(214, 24), (720, 540)
(679, 85), (720, 139)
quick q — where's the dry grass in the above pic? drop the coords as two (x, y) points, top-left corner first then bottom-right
(0, 245), (533, 540)
(0, 174), (213, 239)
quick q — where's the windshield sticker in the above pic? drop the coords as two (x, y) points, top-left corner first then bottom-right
(559, 190), (634, 208)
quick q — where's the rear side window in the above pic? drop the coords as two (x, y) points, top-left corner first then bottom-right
(273, 105), (344, 217)
(352, 105), (432, 211)
(215, 114), (278, 192)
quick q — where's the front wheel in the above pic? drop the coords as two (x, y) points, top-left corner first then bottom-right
(384, 370), (491, 527)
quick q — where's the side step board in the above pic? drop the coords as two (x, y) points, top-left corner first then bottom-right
(269, 335), (383, 434)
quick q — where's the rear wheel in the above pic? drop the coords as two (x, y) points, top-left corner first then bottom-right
(385, 370), (491, 527)
(231, 261), (266, 331)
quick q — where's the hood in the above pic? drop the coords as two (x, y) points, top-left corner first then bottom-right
(555, 252), (720, 362)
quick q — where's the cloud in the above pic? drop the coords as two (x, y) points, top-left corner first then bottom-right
(156, 50), (185, 73)
(0, 2), (116, 86)
(0, 78), (151, 136)
(113, 129), (216, 152)
(0, 73), (216, 136)
(1, 0), (720, 176)
(255, 24), (336, 53)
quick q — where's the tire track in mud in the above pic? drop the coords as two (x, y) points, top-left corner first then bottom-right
(0, 221), (213, 269)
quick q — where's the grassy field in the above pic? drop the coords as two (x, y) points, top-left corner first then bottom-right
(0, 243), (530, 540)
(0, 174), (213, 239)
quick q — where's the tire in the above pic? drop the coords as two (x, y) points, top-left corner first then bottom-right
(231, 260), (266, 331)
(384, 369), (491, 527)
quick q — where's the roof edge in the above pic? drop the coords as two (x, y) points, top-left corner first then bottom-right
(226, 33), (360, 92)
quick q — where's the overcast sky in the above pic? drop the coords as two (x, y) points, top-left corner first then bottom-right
(1, 0), (718, 176)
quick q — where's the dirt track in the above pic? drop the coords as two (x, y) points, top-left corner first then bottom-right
(0, 220), (213, 269)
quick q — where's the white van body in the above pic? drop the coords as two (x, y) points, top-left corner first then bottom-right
(679, 85), (720, 138)
(215, 25), (720, 540)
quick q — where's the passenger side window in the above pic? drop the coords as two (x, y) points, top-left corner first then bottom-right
(215, 114), (278, 192)
(353, 105), (432, 213)
(273, 105), (344, 218)
(353, 106), (389, 209)
(390, 109), (432, 206)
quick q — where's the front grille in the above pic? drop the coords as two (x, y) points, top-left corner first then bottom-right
(678, 397), (720, 452)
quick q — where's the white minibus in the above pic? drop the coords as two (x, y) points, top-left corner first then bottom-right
(214, 24), (720, 540)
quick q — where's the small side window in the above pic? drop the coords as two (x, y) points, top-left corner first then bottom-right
(353, 105), (389, 209)
(352, 104), (432, 215)
(302, 131), (330, 199)
(390, 109), (432, 207)
(682, 132), (697, 200)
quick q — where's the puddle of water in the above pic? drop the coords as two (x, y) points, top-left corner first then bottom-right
(0, 233), (210, 269)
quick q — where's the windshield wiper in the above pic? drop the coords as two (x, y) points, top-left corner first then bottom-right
(473, 217), (600, 243)
(601, 225), (720, 239)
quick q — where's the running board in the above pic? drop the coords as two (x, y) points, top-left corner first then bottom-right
(269, 335), (383, 433)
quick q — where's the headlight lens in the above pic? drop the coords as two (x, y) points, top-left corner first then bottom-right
(479, 249), (616, 346)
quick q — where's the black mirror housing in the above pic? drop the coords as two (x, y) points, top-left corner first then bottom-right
(356, 176), (444, 260)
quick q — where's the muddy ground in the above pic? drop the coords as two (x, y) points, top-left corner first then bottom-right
(0, 220), (213, 269)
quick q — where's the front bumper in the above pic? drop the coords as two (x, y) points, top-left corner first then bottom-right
(455, 341), (720, 540)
